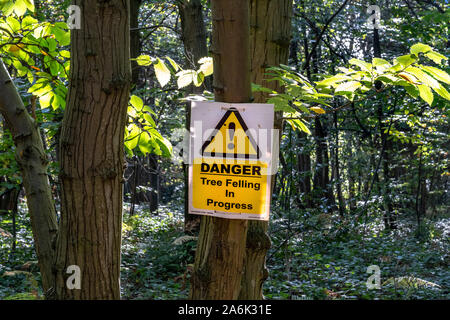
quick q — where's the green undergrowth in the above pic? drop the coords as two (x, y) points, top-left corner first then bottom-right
(0, 200), (448, 300)
(264, 209), (449, 300)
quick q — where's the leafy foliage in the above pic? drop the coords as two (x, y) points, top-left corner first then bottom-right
(256, 44), (450, 135)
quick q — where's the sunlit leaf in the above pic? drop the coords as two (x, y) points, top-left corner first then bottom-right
(410, 43), (432, 55)
(154, 58), (171, 87)
(310, 106), (326, 114)
(135, 54), (152, 66)
(417, 84), (433, 106)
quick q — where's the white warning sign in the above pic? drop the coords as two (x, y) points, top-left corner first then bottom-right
(188, 101), (275, 220)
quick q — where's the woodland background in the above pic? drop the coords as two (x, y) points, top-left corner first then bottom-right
(0, 0), (449, 300)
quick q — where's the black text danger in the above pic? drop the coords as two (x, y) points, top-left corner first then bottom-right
(200, 163), (261, 176)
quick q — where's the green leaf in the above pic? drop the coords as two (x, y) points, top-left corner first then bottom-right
(154, 58), (171, 87)
(137, 132), (152, 154)
(417, 84), (433, 106)
(52, 26), (70, 46)
(267, 97), (294, 113)
(21, 15), (37, 27)
(155, 136), (172, 158)
(410, 43), (432, 55)
(425, 51), (447, 65)
(23, 0), (34, 11)
(125, 125), (140, 150)
(39, 92), (52, 108)
(433, 82), (450, 100)
(397, 72), (418, 84)
(1, 1), (15, 16)
(251, 83), (276, 94)
(310, 106), (325, 114)
(405, 66), (439, 89)
(335, 81), (362, 93)
(143, 105), (156, 115)
(176, 70), (195, 89)
(130, 95), (144, 111)
(349, 58), (372, 72)
(421, 65), (450, 84)
(198, 57), (213, 76)
(372, 58), (390, 67)
(376, 74), (398, 84)
(60, 50), (70, 59)
(135, 54), (152, 66)
(395, 54), (417, 67)
(49, 60), (59, 76)
(13, 0), (28, 17)
(287, 119), (311, 134)
(293, 101), (310, 114)
(402, 84), (419, 98)
(6, 16), (20, 32)
(193, 71), (204, 87)
(316, 74), (350, 87)
(143, 113), (156, 127)
(165, 56), (180, 72)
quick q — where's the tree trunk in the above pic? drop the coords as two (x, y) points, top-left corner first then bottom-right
(178, 0), (209, 232)
(313, 117), (334, 207)
(304, 21), (333, 209)
(130, 0), (142, 87)
(189, 0), (251, 300)
(148, 153), (159, 213)
(333, 112), (345, 216)
(373, 24), (396, 230)
(297, 131), (312, 207)
(54, 0), (131, 299)
(238, 0), (292, 300)
(0, 60), (58, 293)
(178, 0), (208, 70)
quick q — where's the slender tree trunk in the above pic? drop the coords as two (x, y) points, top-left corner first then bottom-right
(313, 117), (333, 207)
(347, 134), (356, 212)
(238, 0), (292, 300)
(130, 0), (142, 86)
(54, 0), (131, 299)
(189, 0), (251, 299)
(178, 0), (209, 232)
(0, 60), (58, 293)
(333, 112), (345, 216)
(148, 153), (159, 213)
(297, 131), (312, 207)
(304, 21), (333, 209)
(178, 0), (208, 70)
(415, 151), (423, 228)
(373, 24), (396, 230)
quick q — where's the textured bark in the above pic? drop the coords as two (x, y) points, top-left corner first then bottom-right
(54, 0), (131, 299)
(238, 0), (292, 300)
(130, 0), (142, 86)
(189, 0), (251, 300)
(0, 60), (58, 293)
(178, 0), (208, 232)
(0, 179), (19, 215)
(178, 0), (208, 71)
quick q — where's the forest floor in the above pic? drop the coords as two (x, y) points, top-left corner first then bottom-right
(0, 199), (448, 300)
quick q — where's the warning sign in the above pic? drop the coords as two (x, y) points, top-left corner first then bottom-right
(202, 108), (261, 159)
(188, 101), (275, 221)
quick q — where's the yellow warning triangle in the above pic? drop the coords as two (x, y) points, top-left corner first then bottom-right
(202, 108), (261, 159)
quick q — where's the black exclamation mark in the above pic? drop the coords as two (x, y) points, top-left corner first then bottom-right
(228, 122), (235, 150)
